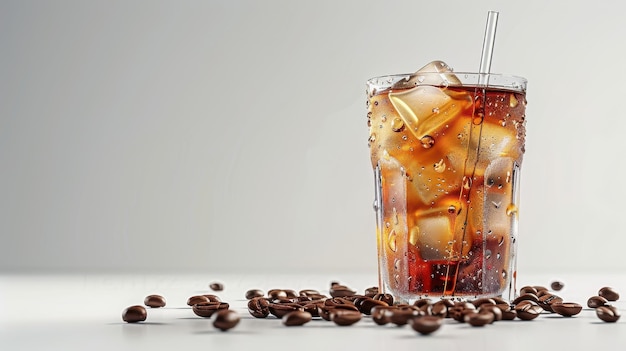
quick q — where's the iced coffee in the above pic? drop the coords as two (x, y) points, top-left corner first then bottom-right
(367, 61), (527, 303)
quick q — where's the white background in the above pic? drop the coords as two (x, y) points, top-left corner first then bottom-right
(2, 0), (625, 276)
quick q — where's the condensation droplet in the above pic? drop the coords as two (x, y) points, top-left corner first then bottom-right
(492, 201), (501, 209)
(447, 205), (456, 214)
(496, 253), (501, 260)
(417, 75), (425, 83)
(391, 118), (404, 132)
(506, 204), (518, 216)
(420, 135), (435, 148)
(392, 207), (399, 225)
(506, 171), (511, 183)
(394, 258), (401, 270)
(432, 107), (440, 114)
(388, 229), (397, 252)
(498, 236), (504, 246)
(502, 270), (508, 279)
(462, 176), (472, 190)
(485, 249), (492, 259)
(372, 199), (379, 211)
(433, 159), (446, 173)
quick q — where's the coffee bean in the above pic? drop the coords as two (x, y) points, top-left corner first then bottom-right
(360, 298), (389, 315)
(329, 285), (356, 298)
(413, 298), (432, 308)
(390, 307), (422, 326)
(268, 303), (303, 318)
(364, 286), (379, 296)
(299, 289), (320, 297)
(501, 309), (517, 320)
(203, 294), (221, 302)
(247, 297), (270, 318)
(187, 295), (210, 306)
(245, 289), (264, 300)
(515, 302), (542, 320)
(372, 293), (394, 306)
(519, 286), (538, 295)
(596, 305), (621, 323)
(537, 294), (563, 312)
(512, 293), (539, 305)
(122, 305), (147, 323)
(598, 287), (620, 301)
(371, 306), (393, 325)
(533, 286), (549, 293)
(267, 289), (288, 300)
(431, 300), (453, 318)
(209, 282), (224, 291)
(478, 304), (503, 321)
(466, 312), (493, 326)
(410, 316), (443, 335)
(471, 297), (495, 308)
(587, 295), (609, 308)
(550, 281), (564, 291)
(551, 302), (582, 317)
(213, 310), (240, 331)
(330, 309), (362, 326)
(144, 294), (166, 308)
(282, 310), (312, 326)
(192, 302), (229, 318)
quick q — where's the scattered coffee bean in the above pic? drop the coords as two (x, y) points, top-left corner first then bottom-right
(144, 294), (166, 308)
(431, 299), (454, 318)
(245, 289), (264, 300)
(413, 298), (432, 308)
(371, 306), (393, 325)
(515, 302), (543, 321)
(330, 308), (362, 326)
(501, 309), (517, 320)
(209, 282), (224, 291)
(203, 294), (221, 302)
(213, 309), (240, 331)
(598, 287), (620, 301)
(467, 312), (493, 326)
(537, 294), (563, 312)
(410, 316), (443, 335)
(192, 302), (229, 318)
(372, 293), (394, 306)
(551, 302), (582, 317)
(512, 293), (539, 305)
(596, 305), (621, 323)
(269, 303), (304, 318)
(390, 307), (422, 326)
(364, 286), (379, 296)
(478, 304), (503, 321)
(471, 297), (495, 308)
(519, 286), (538, 295)
(329, 285), (357, 298)
(550, 281), (564, 291)
(360, 298), (389, 315)
(267, 289), (288, 300)
(587, 295), (609, 308)
(282, 310), (312, 326)
(533, 286), (549, 293)
(299, 289), (320, 297)
(187, 295), (210, 306)
(122, 305), (147, 323)
(248, 297), (270, 318)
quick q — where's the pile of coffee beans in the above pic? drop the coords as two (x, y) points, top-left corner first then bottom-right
(120, 279), (622, 333)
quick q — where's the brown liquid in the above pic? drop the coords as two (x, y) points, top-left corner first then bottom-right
(368, 82), (525, 301)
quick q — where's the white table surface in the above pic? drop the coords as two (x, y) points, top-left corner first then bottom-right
(1, 271), (624, 350)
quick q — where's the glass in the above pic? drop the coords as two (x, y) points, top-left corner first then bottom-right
(366, 68), (527, 303)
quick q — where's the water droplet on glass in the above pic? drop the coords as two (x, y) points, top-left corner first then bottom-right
(509, 94), (518, 107)
(388, 229), (397, 252)
(491, 201), (501, 209)
(502, 270), (507, 279)
(433, 159), (446, 173)
(374, 101), (379, 106)
(432, 107), (440, 114)
(417, 75), (425, 83)
(402, 135), (408, 141)
(391, 118), (404, 132)
(473, 116), (483, 125)
(462, 176), (472, 190)
(409, 226), (419, 246)
(381, 115), (387, 122)
(394, 258), (401, 270)
(485, 250), (492, 259)
(506, 204), (518, 216)
(447, 205), (456, 214)
(496, 253), (501, 260)
(392, 207), (399, 225)
(372, 200), (379, 211)
(420, 135), (435, 148)
(498, 236), (504, 246)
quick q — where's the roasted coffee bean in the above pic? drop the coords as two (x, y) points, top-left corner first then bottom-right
(471, 297), (495, 308)
(192, 302), (229, 318)
(330, 281), (340, 287)
(268, 303), (303, 318)
(587, 295), (609, 308)
(187, 295), (210, 306)
(299, 289), (320, 297)
(364, 286), (379, 296)
(203, 294), (221, 302)
(413, 298), (432, 308)
(449, 302), (476, 322)
(209, 282), (224, 291)
(245, 289), (264, 300)
(390, 307), (422, 326)
(431, 300), (453, 318)
(329, 285), (356, 298)
(519, 286), (538, 295)
(501, 309), (517, 320)
(596, 305), (621, 323)
(371, 306), (394, 325)
(360, 298), (389, 315)
(598, 287), (620, 301)
(144, 294), (166, 308)
(302, 303), (321, 317)
(551, 302), (582, 317)
(330, 309), (362, 326)
(512, 293), (539, 305)
(410, 316), (443, 335)
(491, 297), (509, 305)
(282, 310), (312, 326)
(466, 312), (493, 326)
(247, 297), (270, 318)
(267, 289), (288, 300)
(515, 302), (543, 320)
(213, 309), (240, 331)
(478, 304), (503, 321)
(550, 281), (564, 291)
(537, 294), (563, 312)
(533, 286), (549, 293)
(122, 305), (147, 323)
(372, 293), (394, 306)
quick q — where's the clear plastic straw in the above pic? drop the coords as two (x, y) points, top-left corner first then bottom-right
(478, 11), (499, 85)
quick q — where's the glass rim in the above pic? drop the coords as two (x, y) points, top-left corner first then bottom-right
(366, 72), (527, 93)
